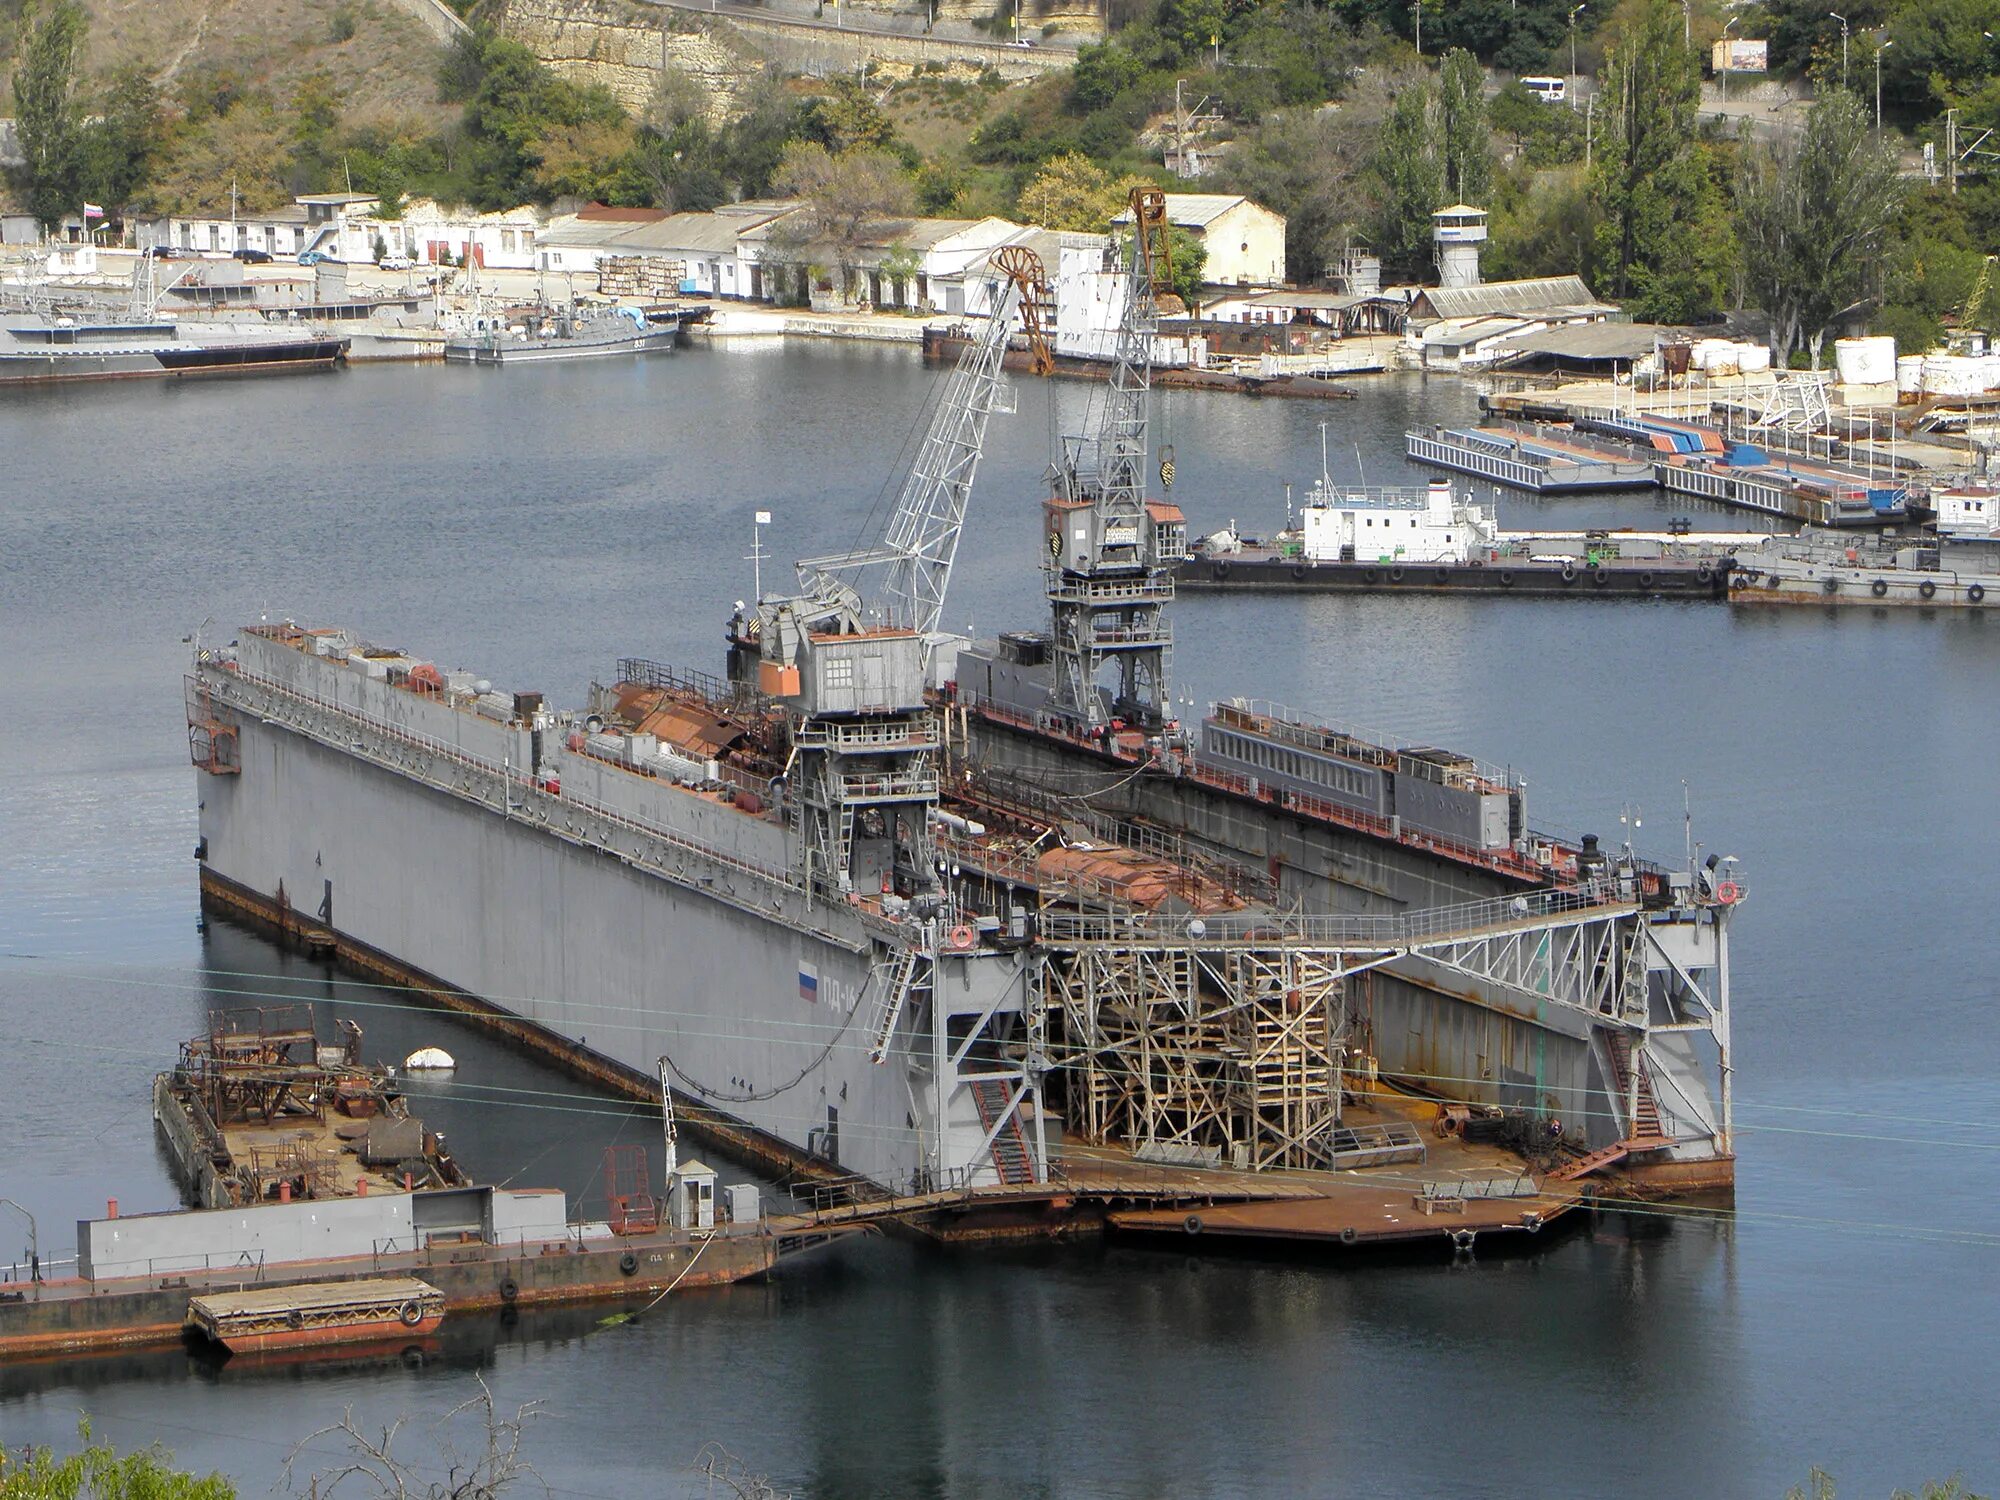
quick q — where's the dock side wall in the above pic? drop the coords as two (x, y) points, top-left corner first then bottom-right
(197, 716), (919, 1189)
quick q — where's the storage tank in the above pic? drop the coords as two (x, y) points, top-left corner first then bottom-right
(1897, 354), (1926, 395)
(1836, 335), (1896, 386)
(1923, 354), (1984, 396)
(1737, 344), (1773, 374)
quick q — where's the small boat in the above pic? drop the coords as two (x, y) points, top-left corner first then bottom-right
(403, 1046), (456, 1071)
(186, 1277), (445, 1353)
(443, 303), (677, 365)
(1730, 529), (2000, 608)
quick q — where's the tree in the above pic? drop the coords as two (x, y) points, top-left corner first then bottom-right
(1488, 165), (1604, 282)
(285, 1378), (542, 1500)
(1436, 48), (1492, 206)
(1882, 0), (1999, 116)
(1373, 84), (1445, 276)
(0, 1422), (234, 1500)
(1737, 89), (1903, 363)
(768, 141), (916, 300)
(1591, 0), (1730, 320)
(11, 0), (88, 232)
(76, 66), (161, 213)
(1217, 106), (1368, 283)
(1017, 150), (1143, 231)
(1160, 221), (1205, 307)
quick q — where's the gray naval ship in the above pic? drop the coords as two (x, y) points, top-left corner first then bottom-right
(187, 201), (1740, 1212)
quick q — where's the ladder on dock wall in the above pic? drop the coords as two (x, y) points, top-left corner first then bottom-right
(867, 945), (928, 1064)
(968, 1076), (1036, 1186)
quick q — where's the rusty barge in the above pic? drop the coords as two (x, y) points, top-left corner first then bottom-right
(178, 193), (1738, 1280)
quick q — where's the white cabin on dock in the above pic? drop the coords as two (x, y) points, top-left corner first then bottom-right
(1299, 478), (1498, 564)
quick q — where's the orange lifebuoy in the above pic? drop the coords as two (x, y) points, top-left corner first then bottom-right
(946, 923), (977, 950)
(1715, 880), (1742, 904)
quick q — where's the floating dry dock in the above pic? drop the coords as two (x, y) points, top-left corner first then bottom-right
(179, 617), (1739, 1248)
(175, 229), (1739, 1290)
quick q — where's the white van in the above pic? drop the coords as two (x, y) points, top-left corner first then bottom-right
(1521, 75), (1567, 104)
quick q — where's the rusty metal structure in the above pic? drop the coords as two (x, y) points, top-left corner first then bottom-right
(156, 1008), (467, 1209)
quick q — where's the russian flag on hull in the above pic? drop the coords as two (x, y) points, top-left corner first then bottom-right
(799, 963), (818, 1003)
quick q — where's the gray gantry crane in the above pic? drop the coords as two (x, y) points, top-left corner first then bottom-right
(1042, 187), (1189, 735)
(731, 247), (1053, 903)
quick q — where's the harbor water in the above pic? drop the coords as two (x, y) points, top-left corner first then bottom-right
(0, 354), (1994, 1497)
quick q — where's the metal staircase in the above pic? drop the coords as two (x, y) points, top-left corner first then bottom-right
(1606, 1031), (1667, 1144)
(968, 1076), (1036, 1186)
(1545, 1032), (1670, 1183)
(867, 945), (927, 1064)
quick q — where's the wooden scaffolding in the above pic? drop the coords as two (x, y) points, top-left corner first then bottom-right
(1038, 939), (1347, 1171)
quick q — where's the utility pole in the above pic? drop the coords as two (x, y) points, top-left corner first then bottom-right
(1875, 39), (1892, 134)
(1569, 4), (1586, 111)
(1412, 1), (1420, 56)
(1948, 106), (1960, 194)
(1829, 10), (1849, 89)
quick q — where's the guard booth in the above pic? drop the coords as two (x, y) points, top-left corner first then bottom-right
(669, 1160), (717, 1231)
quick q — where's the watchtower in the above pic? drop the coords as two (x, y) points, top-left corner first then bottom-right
(1432, 205), (1488, 291)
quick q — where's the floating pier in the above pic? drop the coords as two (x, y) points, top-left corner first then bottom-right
(1405, 422), (1660, 492)
(186, 1276), (445, 1353)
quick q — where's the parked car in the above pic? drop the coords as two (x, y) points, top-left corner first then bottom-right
(232, 247), (273, 264)
(153, 245), (190, 259)
(378, 254), (413, 271)
(297, 250), (334, 266)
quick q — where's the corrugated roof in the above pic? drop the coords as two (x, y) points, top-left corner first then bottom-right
(1411, 276), (1599, 321)
(1494, 321), (1670, 362)
(1114, 193), (1261, 229)
(579, 204), (668, 223)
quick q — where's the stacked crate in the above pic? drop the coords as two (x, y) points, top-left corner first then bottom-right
(598, 256), (685, 300)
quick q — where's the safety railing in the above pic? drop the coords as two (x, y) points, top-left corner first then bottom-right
(1035, 887), (1637, 950)
(207, 662), (813, 902)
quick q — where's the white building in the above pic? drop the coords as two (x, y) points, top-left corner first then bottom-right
(1112, 192), (1287, 289)
(1934, 486), (2000, 539)
(1053, 237), (1205, 367)
(1298, 478), (1498, 564)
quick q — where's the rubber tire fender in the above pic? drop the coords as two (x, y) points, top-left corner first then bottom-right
(1871, 578), (1889, 598)
(1823, 576), (1840, 594)
(1498, 570), (1515, 587)
(1340, 1226), (1358, 1245)
(1388, 566), (1405, 584)
(1560, 563), (1577, 584)
(1919, 579), (1937, 599)
(498, 1277), (520, 1303)
(1592, 567), (1610, 587)
(619, 1251), (639, 1277)
(1363, 567), (1380, 584)
(1971, 583), (1987, 603)
(399, 1300), (423, 1327)
(1637, 571), (1655, 589)
(1183, 1213), (1203, 1236)
(1696, 563), (1714, 583)
(1211, 561), (1229, 581)
(1290, 564), (1307, 582)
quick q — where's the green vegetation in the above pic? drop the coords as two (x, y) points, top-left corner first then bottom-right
(0, 1424), (234, 1500)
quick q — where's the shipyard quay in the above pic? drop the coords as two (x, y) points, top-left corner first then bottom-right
(3, 351), (1997, 1500)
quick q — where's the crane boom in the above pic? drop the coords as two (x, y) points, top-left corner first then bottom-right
(796, 247), (1053, 639)
(1042, 187), (1185, 732)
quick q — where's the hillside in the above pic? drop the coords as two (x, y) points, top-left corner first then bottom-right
(3, 0), (448, 125)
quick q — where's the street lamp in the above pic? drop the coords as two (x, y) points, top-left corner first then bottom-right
(1875, 39), (1893, 133)
(1829, 11), (1849, 88)
(1569, 4), (1586, 111)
